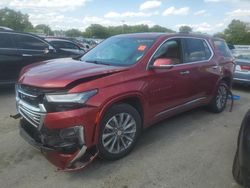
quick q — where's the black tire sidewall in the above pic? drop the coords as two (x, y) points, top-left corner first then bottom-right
(232, 149), (244, 186)
(209, 81), (229, 113)
(97, 103), (142, 160)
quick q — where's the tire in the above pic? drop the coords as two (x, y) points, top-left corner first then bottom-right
(232, 149), (244, 186)
(97, 103), (142, 160)
(208, 81), (228, 113)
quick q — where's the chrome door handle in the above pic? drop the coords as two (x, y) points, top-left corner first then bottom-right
(22, 54), (33, 57)
(212, 65), (219, 69)
(180, 70), (190, 75)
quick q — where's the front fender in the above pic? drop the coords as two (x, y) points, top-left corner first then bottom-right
(93, 91), (146, 144)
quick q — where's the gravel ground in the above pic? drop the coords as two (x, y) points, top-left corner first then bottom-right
(0, 85), (249, 188)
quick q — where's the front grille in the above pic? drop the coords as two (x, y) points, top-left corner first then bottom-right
(17, 85), (44, 107)
(16, 84), (47, 129)
(19, 103), (44, 128)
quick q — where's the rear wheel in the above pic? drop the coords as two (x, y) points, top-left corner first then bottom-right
(208, 81), (228, 113)
(98, 104), (141, 160)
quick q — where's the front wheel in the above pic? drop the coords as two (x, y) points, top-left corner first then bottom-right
(232, 149), (244, 186)
(98, 104), (141, 160)
(208, 81), (228, 113)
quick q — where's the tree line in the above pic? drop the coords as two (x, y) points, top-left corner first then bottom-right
(1, 7), (250, 44)
(0, 8), (174, 38)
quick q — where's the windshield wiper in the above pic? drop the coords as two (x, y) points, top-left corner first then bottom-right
(84, 60), (112, 66)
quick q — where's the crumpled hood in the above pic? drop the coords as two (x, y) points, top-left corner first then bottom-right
(19, 58), (128, 88)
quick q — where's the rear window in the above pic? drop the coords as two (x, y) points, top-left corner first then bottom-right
(214, 40), (233, 58)
(183, 38), (212, 63)
(0, 33), (14, 48)
(14, 34), (48, 50)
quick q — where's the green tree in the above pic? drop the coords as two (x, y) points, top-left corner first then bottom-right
(65, 29), (82, 37)
(224, 19), (250, 45)
(35, 24), (53, 35)
(213, 32), (226, 39)
(179, 25), (192, 33)
(0, 8), (33, 31)
(149, 25), (174, 33)
(84, 24), (109, 38)
(83, 24), (175, 38)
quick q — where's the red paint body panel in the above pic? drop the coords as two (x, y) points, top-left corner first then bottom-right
(44, 107), (99, 147)
(19, 58), (128, 88)
(44, 151), (76, 170)
(17, 33), (235, 171)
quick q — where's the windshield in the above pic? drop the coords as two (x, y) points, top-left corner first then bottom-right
(81, 36), (156, 66)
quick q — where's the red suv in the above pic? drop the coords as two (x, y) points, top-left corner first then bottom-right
(15, 33), (235, 171)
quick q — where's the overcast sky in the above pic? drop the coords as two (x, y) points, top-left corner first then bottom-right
(1, 0), (250, 33)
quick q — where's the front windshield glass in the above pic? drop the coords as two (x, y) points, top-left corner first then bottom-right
(81, 36), (156, 66)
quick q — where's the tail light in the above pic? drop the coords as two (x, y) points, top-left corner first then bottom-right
(240, 65), (250, 71)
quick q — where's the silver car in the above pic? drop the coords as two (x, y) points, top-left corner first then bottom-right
(232, 50), (250, 85)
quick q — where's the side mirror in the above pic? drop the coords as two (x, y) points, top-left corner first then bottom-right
(150, 58), (174, 69)
(44, 45), (56, 54)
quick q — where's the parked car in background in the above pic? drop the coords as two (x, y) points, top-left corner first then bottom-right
(227, 43), (235, 50)
(232, 50), (250, 86)
(233, 109), (250, 187)
(15, 33), (235, 171)
(45, 38), (85, 57)
(0, 26), (13, 31)
(0, 31), (85, 85)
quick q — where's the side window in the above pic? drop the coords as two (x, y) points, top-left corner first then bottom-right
(50, 41), (62, 49)
(0, 33), (14, 48)
(15, 34), (48, 50)
(213, 40), (233, 58)
(153, 39), (182, 64)
(63, 42), (79, 50)
(51, 41), (79, 50)
(183, 38), (212, 63)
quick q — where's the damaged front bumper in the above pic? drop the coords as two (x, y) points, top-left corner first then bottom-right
(19, 119), (98, 171)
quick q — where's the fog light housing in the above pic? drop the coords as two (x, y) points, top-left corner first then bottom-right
(59, 126), (84, 145)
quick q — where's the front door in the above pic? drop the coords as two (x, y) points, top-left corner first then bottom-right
(145, 38), (194, 121)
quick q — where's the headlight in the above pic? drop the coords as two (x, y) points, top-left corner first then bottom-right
(44, 89), (97, 112)
(45, 89), (97, 104)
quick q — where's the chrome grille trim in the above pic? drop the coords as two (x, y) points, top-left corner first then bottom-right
(18, 89), (38, 98)
(16, 85), (46, 130)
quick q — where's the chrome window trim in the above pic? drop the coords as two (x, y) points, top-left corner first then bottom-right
(146, 36), (214, 70)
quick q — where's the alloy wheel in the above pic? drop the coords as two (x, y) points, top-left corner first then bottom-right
(101, 113), (137, 154)
(216, 85), (227, 110)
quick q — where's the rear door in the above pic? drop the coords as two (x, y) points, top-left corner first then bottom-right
(181, 37), (218, 99)
(0, 32), (22, 82)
